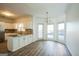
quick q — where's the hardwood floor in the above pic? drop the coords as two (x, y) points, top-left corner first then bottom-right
(0, 40), (8, 53)
(8, 40), (71, 56)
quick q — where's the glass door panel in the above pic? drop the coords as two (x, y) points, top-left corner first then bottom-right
(47, 24), (54, 40)
(38, 24), (43, 39)
(58, 23), (65, 43)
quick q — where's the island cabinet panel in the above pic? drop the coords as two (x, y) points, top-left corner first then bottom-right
(7, 35), (33, 52)
(12, 37), (19, 51)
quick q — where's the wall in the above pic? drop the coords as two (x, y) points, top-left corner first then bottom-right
(33, 17), (46, 41)
(33, 16), (65, 43)
(66, 4), (79, 55)
(0, 17), (15, 29)
(0, 17), (16, 40)
(48, 17), (66, 43)
(4, 23), (15, 29)
(15, 16), (33, 29)
(1, 16), (33, 29)
(0, 17), (15, 23)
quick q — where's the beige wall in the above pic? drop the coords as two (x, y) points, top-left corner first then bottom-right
(0, 17), (15, 23)
(0, 17), (15, 29)
(0, 16), (15, 29)
(15, 16), (33, 29)
(0, 16), (32, 29)
(4, 23), (15, 29)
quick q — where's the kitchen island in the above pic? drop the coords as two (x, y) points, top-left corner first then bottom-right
(7, 35), (33, 52)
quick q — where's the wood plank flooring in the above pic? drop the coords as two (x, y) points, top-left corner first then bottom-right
(0, 40), (8, 53)
(8, 40), (71, 56)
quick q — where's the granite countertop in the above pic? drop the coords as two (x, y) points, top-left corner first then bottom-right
(8, 35), (20, 37)
(8, 34), (32, 37)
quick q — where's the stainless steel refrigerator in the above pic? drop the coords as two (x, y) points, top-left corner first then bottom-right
(0, 23), (5, 42)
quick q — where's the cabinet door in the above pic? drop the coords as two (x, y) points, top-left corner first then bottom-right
(22, 37), (26, 46)
(28, 36), (31, 44)
(26, 36), (30, 44)
(30, 35), (32, 42)
(28, 35), (32, 44)
(24, 36), (28, 46)
(13, 37), (19, 51)
(19, 37), (24, 48)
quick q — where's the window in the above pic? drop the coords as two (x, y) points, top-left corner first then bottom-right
(16, 23), (25, 31)
(47, 24), (54, 39)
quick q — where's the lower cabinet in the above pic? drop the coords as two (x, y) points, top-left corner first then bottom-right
(7, 35), (33, 52)
(19, 37), (25, 48)
(12, 37), (19, 51)
(7, 37), (19, 51)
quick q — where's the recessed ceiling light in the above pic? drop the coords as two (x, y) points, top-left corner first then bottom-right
(0, 10), (16, 17)
(1, 11), (15, 17)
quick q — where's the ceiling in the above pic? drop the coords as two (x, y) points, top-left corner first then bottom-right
(0, 3), (68, 18)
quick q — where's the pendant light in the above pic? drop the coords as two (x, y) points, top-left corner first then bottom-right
(46, 12), (48, 23)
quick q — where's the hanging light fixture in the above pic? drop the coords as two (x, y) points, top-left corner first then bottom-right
(46, 12), (48, 23)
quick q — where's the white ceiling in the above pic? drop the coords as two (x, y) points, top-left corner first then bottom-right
(0, 3), (68, 18)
